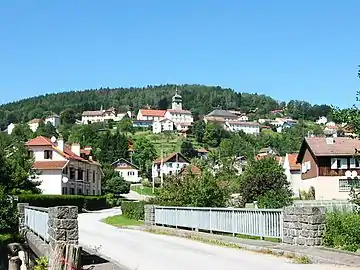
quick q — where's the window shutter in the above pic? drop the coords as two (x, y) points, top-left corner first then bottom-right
(331, 158), (337, 169)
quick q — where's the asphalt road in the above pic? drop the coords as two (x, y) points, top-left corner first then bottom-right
(78, 209), (357, 270)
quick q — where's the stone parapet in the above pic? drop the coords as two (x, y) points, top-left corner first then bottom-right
(144, 205), (156, 225)
(282, 206), (326, 246)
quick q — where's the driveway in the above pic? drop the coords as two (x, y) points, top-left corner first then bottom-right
(78, 209), (357, 270)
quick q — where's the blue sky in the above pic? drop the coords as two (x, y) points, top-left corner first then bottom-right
(0, 1), (359, 108)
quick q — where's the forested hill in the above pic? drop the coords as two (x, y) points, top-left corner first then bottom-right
(0, 84), (331, 130)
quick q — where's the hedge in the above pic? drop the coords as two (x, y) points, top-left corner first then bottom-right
(18, 194), (109, 212)
(121, 201), (145, 220)
(323, 212), (360, 252)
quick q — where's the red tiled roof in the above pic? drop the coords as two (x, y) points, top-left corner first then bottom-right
(81, 149), (91, 156)
(33, 161), (68, 170)
(167, 109), (192, 115)
(153, 152), (190, 164)
(28, 118), (43, 124)
(139, 109), (166, 117)
(288, 153), (301, 171)
(26, 136), (53, 146)
(179, 165), (201, 176)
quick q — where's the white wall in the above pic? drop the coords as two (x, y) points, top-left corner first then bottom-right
(29, 123), (39, 132)
(116, 168), (140, 182)
(35, 170), (63, 195)
(165, 111), (193, 125)
(31, 146), (66, 161)
(45, 117), (60, 128)
(152, 161), (189, 178)
(153, 121), (162, 134)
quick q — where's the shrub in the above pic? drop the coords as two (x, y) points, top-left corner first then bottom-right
(323, 212), (360, 252)
(106, 193), (122, 207)
(121, 201), (145, 220)
(18, 194), (108, 212)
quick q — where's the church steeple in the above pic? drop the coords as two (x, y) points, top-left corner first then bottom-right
(172, 87), (182, 110)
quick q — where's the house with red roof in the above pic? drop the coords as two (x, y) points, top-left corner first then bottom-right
(152, 152), (190, 180)
(137, 109), (166, 122)
(282, 153), (301, 197)
(26, 136), (102, 196)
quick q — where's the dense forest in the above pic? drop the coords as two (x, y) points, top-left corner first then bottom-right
(0, 84), (332, 130)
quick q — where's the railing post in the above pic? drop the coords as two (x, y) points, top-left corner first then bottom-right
(175, 208), (178, 229)
(17, 203), (29, 234)
(260, 211), (264, 240)
(232, 209), (235, 237)
(209, 209), (212, 233)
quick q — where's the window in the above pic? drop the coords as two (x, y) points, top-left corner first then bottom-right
(28, 151), (34, 158)
(168, 163), (173, 168)
(93, 171), (96, 183)
(78, 169), (83, 180)
(337, 159), (341, 169)
(62, 187), (67, 195)
(93, 190), (95, 195)
(69, 168), (76, 180)
(44, 150), (52, 160)
(78, 188), (82, 195)
(332, 158), (348, 169)
(62, 167), (68, 175)
(350, 158), (356, 169)
(86, 170), (89, 182)
(340, 158), (348, 169)
(70, 188), (75, 195)
(128, 171), (135, 176)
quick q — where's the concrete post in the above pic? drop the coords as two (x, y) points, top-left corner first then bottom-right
(17, 203), (29, 233)
(144, 205), (155, 226)
(48, 206), (79, 269)
(282, 206), (326, 246)
(8, 256), (21, 270)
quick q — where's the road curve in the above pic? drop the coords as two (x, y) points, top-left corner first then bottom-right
(78, 209), (356, 270)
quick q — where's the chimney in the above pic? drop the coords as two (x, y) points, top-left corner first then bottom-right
(71, 143), (81, 156)
(325, 137), (335, 145)
(57, 137), (64, 152)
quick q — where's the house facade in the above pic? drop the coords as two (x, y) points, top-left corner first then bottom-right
(82, 107), (130, 124)
(282, 153), (302, 197)
(316, 116), (328, 125)
(204, 109), (238, 123)
(7, 123), (16, 135)
(112, 158), (141, 183)
(296, 137), (360, 200)
(136, 109), (166, 121)
(28, 119), (43, 132)
(164, 91), (193, 129)
(152, 152), (190, 179)
(26, 136), (102, 195)
(153, 119), (174, 134)
(224, 121), (260, 135)
(45, 114), (60, 128)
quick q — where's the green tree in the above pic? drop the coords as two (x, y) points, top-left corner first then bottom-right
(60, 109), (76, 125)
(0, 187), (17, 234)
(35, 122), (58, 138)
(240, 157), (292, 208)
(157, 98), (169, 110)
(204, 122), (229, 147)
(11, 124), (33, 143)
(193, 120), (206, 143)
(155, 171), (230, 207)
(180, 140), (196, 159)
(118, 119), (135, 134)
(132, 137), (157, 173)
(105, 176), (130, 194)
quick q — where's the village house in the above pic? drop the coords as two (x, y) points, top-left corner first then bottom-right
(316, 116), (328, 125)
(224, 121), (260, 135)
(112, 158), (141, 183)
(81, 107), (130, 124)
(296, 136), (360, 200)
(26, 136), (102, 195)
(6, 123), (16, 135)
(136, 109), (166, 122)
(204, 109), (238, 123)
(45, 113), (60, 128)
(152, 152), (190, 179)
(282, 153), (302, 197)
(28, 118), (43, 132)
(152, 118), (174, 134)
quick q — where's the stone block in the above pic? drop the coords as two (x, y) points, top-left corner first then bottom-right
(60, 219), (77, 230)
(314, 238), (322, 246)
(283, 215), (298, 222)
(49, 206), (78, 219)
(282, 236), (294, 244)
(300, 229), (310, 238)
(295, 237), (305, 245)
(48, 227), (66, 241)
(308, 215), (325, 224)
(305, 238), (315, 246)
(283, 206), (295, 215)
(66, 228), (79, 241)
(290, 229), (299, 237)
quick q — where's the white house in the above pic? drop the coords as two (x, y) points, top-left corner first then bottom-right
(26, 136), (102, 195)
(45, 114), (60, 128)
(82, 107), (130, 124)
(137, 109), (166, 122)
(152, 152), (190, 179)
(224, 121), (260, 135)
(7, 123), (16, 135)
(28, 119), (43, 132)
(282, 153), (302, 197)
(152, 119), (174, 134)
(316, 116), (328, 125)
(326, 121), (336, 127)
(112, 158), (141, 183)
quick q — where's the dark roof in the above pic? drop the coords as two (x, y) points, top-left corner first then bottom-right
(111, 158), (139, 170)
(153, 152), (190, 164)
(207, 109), (237, 118)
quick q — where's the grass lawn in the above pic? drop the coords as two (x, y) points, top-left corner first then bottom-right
(131, 185), (159, 196)
(103, 215), (144, 227)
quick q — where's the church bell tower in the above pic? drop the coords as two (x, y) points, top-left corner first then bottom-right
(171, 87), (182, 110)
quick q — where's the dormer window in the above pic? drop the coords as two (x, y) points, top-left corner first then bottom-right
(44, 150), (53, 160)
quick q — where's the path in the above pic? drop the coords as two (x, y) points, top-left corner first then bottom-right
(121, 190), (150, 201)
(78, 209), (357, 270)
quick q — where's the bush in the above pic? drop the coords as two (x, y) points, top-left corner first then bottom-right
(106, 193), (122, 207)
(18, 194), (109, 212)
(323, 212), (360, 252)
(121, 201), (145, 220)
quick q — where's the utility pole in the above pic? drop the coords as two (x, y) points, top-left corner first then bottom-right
(160, 143), (164, 188)
(152, 161), (155, 194)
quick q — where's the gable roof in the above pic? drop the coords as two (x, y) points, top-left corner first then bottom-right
(153, 152), (190, 164)
(111, 158), (139, 170)
(297, 137), (360, 163)
(139, 109), (166, 117)
(28, 118), (43, 124)
(82, 110), (103, 116)
(167, 109), (192, 115)
(179, 165), (201, 176)
(207, 109), (237, 118)
(287, 153), (301, 171)
(26, 136), (99, 166)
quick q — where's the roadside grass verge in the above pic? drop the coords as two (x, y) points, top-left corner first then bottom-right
(103, 215), (144, 227)
(130, 185), (159, 196)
